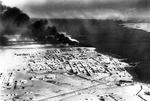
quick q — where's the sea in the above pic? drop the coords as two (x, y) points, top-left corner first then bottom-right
(49, 19), (150, 63)
(2, 19), (150, 64)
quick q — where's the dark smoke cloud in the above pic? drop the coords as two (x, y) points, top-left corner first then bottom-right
(1, 7), (30, 34)
(0, 5), (30, 29)
(0, 8), (26, 44)
(0, 3), (79, 46)
(28, 19), (79, 45)
(0, 3), (30, 45)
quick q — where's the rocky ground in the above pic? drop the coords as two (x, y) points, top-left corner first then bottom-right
(0, 46), (150, 101)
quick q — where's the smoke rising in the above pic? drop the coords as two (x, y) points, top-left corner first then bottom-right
(28, 19), (79, 45)
(0, 3), (30, 45)
(0, 3), (79, 46)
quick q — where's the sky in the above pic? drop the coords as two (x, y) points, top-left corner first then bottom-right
(1, 0), (150, 21)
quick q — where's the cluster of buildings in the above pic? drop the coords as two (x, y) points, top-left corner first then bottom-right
(0, 47), (136, 101)
(15, 47), (132, 82)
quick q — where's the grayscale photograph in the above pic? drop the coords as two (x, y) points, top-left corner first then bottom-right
(0, 0), (150, 101)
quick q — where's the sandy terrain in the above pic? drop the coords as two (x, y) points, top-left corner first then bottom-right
(0, 46), (150, 101)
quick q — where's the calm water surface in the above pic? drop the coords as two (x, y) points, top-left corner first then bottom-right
(51, 19), (150, 62)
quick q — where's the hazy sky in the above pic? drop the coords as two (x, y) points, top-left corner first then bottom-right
(1, 0), (150, 20)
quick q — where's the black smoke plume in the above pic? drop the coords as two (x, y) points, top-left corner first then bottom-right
(0, 3), (30, 45)
(28, 19), (79, 45)
(0, 2), (79, 46)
